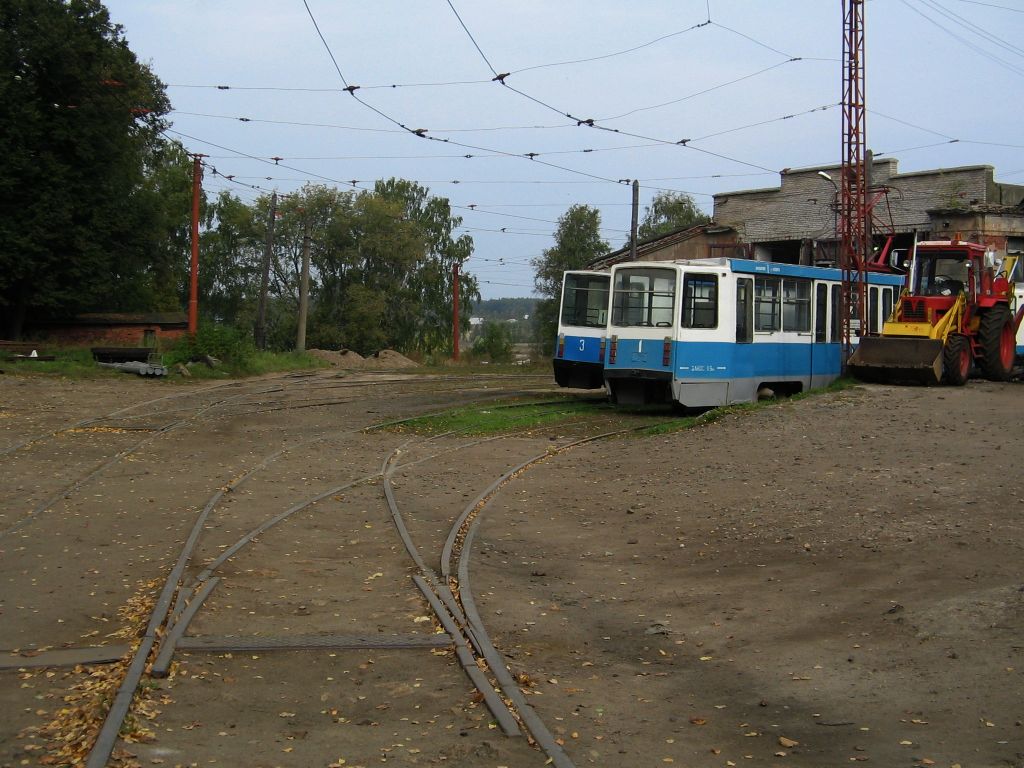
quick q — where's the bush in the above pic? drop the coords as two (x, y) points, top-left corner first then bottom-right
(471, 321), (513, 363)
(168, 323), (256, 371)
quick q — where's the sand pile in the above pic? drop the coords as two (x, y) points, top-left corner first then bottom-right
(308, 348), (418, 369)
(308, 348), (366, 367)
(363, 349), (419, 369)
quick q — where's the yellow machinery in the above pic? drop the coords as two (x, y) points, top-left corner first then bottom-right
(848, 241), (1020, 385)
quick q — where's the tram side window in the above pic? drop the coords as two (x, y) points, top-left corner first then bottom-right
(611, 269), (676, 327)
(882, 288), (893, 325)
(814, 283), (828, 343)
(782, 279), (811, 332)
(736, 278), (753, 343)
(681, 274), (718, 329)
(830, 284), (840, 342)
(754, 277), (781, 331)
(868, 287), (880, 333)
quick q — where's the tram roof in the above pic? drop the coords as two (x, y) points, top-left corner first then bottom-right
(609, 257), (905, 285)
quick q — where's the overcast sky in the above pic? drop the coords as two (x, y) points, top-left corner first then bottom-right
(103, 0), (1024, 300)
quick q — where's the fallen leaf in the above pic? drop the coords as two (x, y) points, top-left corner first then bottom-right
(778, 736), (799, 748)
(689, 717), (707, 726)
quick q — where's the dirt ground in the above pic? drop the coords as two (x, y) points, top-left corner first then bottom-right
(0, 372), (1021, 768)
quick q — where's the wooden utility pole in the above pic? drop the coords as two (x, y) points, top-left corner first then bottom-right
(188, 155), (204, 335)
(254, 191), (277, 350)
(452, 262), (460, 361)
(296, 214), (311, 352)
(630, 179), (640, 261)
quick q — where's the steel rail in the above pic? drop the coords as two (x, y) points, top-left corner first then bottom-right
(0, 378), (249, 458)
(0, 385), (286, 538)
(78, 377), (595, 765)
(441, 427), (657, 768)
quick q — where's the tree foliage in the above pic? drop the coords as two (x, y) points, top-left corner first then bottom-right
(471, 321), (513, 363)
(0, 0), (170, 336)
(531, 205), (609, 353)
(200, 180), (477, 357)
(636, 191), (709, 243)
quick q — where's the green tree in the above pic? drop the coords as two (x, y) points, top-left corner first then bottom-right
(199, 190), (264, 326)
(0, 0), (170, 336)
(531, 205), (609, 354)
(636, 191), (709, 243)
(471, 320), (513, 363)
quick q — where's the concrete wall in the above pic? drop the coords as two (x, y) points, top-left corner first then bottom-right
(633, 231), (741, 262)
(930, 211), (1024, 257)
(712, 161), (1005, 242)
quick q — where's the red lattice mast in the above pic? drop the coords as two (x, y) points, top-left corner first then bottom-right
(840, 0), (868, 366)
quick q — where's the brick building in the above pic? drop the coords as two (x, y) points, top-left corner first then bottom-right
(25, 312), (188, 348)
(590, 160), (1024, 270)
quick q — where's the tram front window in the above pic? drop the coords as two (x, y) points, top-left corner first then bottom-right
(611, 268), (676, 327)
(918, 254), (969, 296)
(561, 274), (609, 328)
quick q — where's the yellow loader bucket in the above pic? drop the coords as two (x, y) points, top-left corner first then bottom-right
(847, 336), (944, 385)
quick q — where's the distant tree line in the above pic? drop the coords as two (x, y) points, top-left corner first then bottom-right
(473, 297), (537, 322)
(529, 193), (708, 354)
(201, 180), (477, 356)
(0, 0), (477, 356)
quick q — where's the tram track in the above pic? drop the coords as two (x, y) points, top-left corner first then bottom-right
(0, 372), (558, 539)
(2, 371), (624, 767)
(77, 408), (637, 766)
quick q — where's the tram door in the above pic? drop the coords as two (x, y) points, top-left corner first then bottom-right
(782, 278), (813, 380)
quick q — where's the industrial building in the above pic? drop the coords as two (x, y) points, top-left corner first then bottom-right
(590, 160), (1024, 271)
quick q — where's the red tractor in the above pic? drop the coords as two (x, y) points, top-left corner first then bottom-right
(849, 240), (1022, 385)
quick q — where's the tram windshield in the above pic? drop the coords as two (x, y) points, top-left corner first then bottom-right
(915, 251), (969, 296)
(611, 267), (676, 328)
(560, 273), (609, 328)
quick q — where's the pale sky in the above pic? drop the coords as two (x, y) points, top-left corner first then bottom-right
(103, 0), (1024, 299)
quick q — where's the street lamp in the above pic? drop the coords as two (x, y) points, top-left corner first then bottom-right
(818, 171), (839, 261)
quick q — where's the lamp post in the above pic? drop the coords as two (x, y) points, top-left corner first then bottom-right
(818, 171), (839, 262)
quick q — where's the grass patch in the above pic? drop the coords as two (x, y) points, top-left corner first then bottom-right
(1, 346), (328, 381)
(174, 350), (329, 379)
(377, 396), (610, 436)
(634, 377), (861, 437)
(0, 347), (123, 379)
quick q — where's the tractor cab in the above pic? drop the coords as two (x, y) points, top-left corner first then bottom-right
(914, 249), (970, 298)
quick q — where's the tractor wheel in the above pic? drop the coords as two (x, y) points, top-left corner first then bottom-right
(942, 334), (970, 386)
(979, 305), (1015, 381)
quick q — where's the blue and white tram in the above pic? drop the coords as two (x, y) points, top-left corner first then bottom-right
(553, 270), (610, 389)
(603, 258), (905, 407)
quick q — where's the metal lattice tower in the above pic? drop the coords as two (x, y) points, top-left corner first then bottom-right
(840, 0), (867, 366)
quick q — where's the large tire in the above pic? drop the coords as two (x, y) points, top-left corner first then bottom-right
(942, 334), (970, 386)
(979, 305), (1014, 381)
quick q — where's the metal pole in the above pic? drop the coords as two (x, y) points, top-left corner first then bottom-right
(296, 213), (311, 352)
(255, 191), (277, 350)
(188, 155), (203, 335)
(452, 262), (460, 361)
(630, 179), (640, 261)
